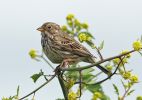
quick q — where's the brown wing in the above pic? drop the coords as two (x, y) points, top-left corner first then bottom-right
(53, 32), (93, 57)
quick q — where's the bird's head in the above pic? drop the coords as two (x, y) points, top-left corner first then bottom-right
(37, 22), (60, 36)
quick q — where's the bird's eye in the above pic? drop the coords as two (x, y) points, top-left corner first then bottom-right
(47, 26), (51, 29)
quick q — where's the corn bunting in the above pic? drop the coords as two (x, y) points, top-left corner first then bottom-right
(37, 22), (110, 74)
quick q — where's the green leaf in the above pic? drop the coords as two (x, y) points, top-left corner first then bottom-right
(82, 68), (94, 75)
(86, 83), (110, 100)
(127, 89), (135, 96)
(82, 74), (95, 83)
(86, 41), (95, 48)
(98, 40), (104, 50)
(65, 64), (80, 80)
(78, 31), (94, 38)
(86, 32), (94, 38)
(86, 84), (110, 100)
(86, 84), (102, 93)
(82, 68), (95, 83)
(121, 80), (127, 89)
(16, 85), (20, 97)
(101, 94), (111, 100)
(113, 84), (119, 95)
(30, 72), (43, 83)
(66, 71), (79, 78)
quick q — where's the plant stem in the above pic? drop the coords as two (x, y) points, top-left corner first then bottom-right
(61, 50), (135, 71)
(57, 71), (68, 100)
(121, 87), (131, 100)
(95, 46), (103, 60)
(19, 74), (56, 100)
(75, 57), (124, 85)
(38, 55), (55, 70)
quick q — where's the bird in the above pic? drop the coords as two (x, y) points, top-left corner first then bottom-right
(37, 22), (110, 75)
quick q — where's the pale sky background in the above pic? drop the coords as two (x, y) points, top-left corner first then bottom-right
(0, 0), (142, 100)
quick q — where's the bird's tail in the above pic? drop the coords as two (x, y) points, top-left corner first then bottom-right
(90, 57), (111, 75)
(96, 64), (112, 75)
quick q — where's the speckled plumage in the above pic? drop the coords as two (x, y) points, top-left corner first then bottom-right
(37, 22), (110, 74)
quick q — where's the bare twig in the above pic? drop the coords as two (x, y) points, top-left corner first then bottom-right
(120, 57), (126, 73)
(57, 67), (68, 100)
(121, 86), (131, 100)
(32, 93), (35, 100)
(43, 75), (48, 81)
(77, 71), (82, 98)
(95, 47), (103, 60)
(60, 73), (69, 83)
(38, 55), (55, 70)
(19, 49), (136, 100)
(75, 57), (124, 85)
(40, 69), (48, 81)
(61, 50), (135, 71)
(88, 58), (121, 86)
(19, 74), (56, 100)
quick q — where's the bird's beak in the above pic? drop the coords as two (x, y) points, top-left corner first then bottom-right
(37, 27), (44, 32)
